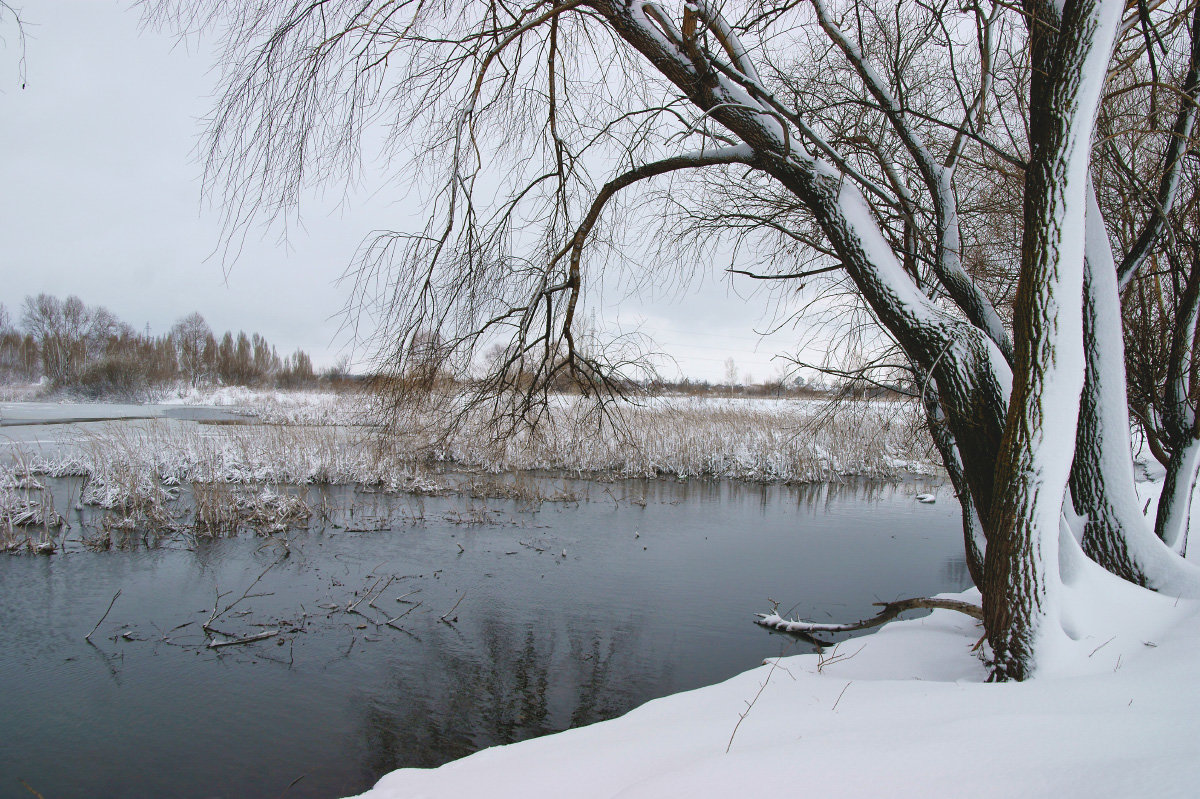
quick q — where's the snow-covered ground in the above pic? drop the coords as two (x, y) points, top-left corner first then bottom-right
(352, 585), (1199, 799)
(350, 473), (1200, 799)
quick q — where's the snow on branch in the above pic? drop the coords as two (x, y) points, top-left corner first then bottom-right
(756, 597), (984, 637)
(808, 0), (1013, 361)
(685, 1), (764, 85)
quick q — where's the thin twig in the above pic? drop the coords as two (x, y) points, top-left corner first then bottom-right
(19, 779), (46, 799)
(439, 592), (466, 623)
(85, 589), (122, 641)
(368, 576), (397, 611)
(281, 774), (306, 795)
(394, 588), (421, 603)
(832, 681), (852, 711)
(205, 560), (279, 634)
(726, 656), (784, 753)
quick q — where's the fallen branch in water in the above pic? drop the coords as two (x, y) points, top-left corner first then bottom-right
(756, 597), (983, 638)
(204, 560), (279, 635)
(440, 592), (466, 624)
(386, 601), (422, 629)
(207, 629), (279, 648)
(85, 588), (122, 641)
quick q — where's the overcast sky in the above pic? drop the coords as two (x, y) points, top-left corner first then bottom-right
(1, 1), (824, 382)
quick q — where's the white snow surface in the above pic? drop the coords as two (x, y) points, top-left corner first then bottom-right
(352, 585), (1199, 799)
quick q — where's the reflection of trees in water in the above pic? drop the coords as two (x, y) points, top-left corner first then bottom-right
(941, 556), (973, 588)
(600, 475), (954, 520)
(360, 617), (665, 774)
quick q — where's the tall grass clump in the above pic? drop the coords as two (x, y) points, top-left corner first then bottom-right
(0, 464), (65, 552)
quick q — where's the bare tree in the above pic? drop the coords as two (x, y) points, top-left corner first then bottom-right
(21, 294), (65, 381)
(171, 312), (213, 387)
(148, 0), (1200, 680)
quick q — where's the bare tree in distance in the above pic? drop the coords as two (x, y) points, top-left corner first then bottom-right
(171, 312), (213, 387)
(145, 0), (1200, 681)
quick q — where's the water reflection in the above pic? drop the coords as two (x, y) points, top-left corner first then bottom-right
(1, 475), (965, 798)
(942, 556), (974, 587)
(361, 620), (659, 773)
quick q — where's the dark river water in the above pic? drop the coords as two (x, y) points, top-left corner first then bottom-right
(0, 476), (966, 799)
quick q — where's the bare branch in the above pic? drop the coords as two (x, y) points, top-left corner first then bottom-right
(756, 596), (983, 636)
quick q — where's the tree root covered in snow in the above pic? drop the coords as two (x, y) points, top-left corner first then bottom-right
(756, 597), (983, 643)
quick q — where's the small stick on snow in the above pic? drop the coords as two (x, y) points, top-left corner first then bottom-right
(832, 681), (852, 711)
(726, 656), (783, 753)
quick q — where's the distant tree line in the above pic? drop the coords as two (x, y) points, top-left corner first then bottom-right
(0, 294), (329, 396)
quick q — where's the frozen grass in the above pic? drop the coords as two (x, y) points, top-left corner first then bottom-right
(0, 391), (934, 548)
(0, 466), (64, 552)
(9, 392), (933, 489)
(379, 394), (931, 482)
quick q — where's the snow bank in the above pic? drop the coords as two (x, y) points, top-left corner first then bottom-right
(351, 589), (1200, 799)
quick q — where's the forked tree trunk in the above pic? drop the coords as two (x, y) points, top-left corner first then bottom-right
(983, 0), (1123, 681)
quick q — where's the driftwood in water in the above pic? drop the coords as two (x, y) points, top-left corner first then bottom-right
(207, 629), (279, 649)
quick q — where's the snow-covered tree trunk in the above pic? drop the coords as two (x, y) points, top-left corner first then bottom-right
(983, 0), (1124, 681)
(1071, 188), (1200, 592)
(1156, 441), (1200, 556)
(1071, 188), (1150, 583)
(1154, 254), (1200, 556)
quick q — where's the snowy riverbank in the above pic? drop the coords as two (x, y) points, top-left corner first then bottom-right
(353, 585), (1200, 798)
(351, 470), (1200, 798)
